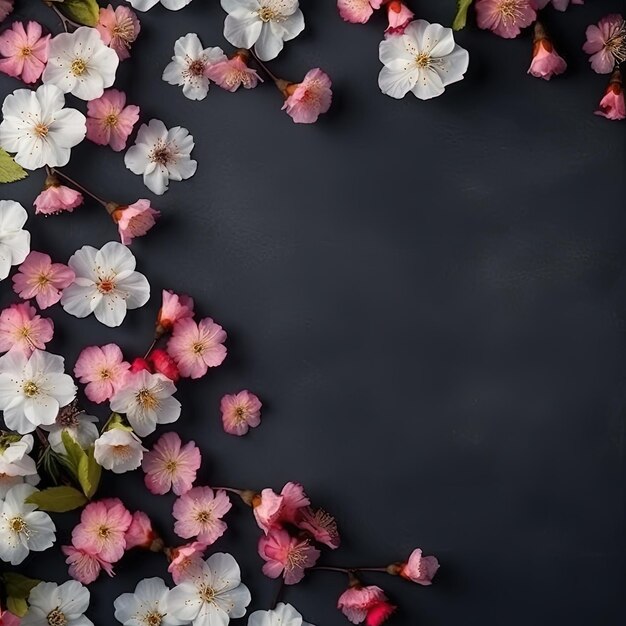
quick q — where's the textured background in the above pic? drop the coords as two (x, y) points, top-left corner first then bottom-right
(1, 0), (625, 624)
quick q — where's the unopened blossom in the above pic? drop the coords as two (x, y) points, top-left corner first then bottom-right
(222, 0), (305, 61)
(130, 356), (152, 373)
(0, 434), (36, 481)
(168, 553), (251, 624)
(74, 344), (130, 404)
(0, 21), (50, 84)
(596, 69), (626, 120)
(94, 428), (146, 474)
(110, 369), (182, 437)
(62, 544), (114, 585)
(337, 584), (395, 626)
(0, 0), (13, 22)
(0, 349), (75, 434)
(167, 541), (207, 583)
(296, 507), (340, 549)
(0, 484), (56, 565)
(533, 0), (582, 10)
(22, 581), (93, 626)
(109, 199), (159, 245)
(61, 242), (150, 327)
(157, 289), (194, 334)
(34, 176), (84, 215)
(337, 0), (382, 24)
(258, 528), (320, 585)
(583, 14), (626, 74)
(206, 50), (262, 92)
(253, 481), (309, 533)
(86, 89), (140, 152)
(127, 0), (193, 10)
(0, 303), (54, 357)
(248, 603), (314, 626)
(72, 498), (132, 563)
(114, 578), (179, 626)
(97, 4), (141, 61)
(399, 548), (440, 585)
(163, 34), (225, 101)
(221, 390), (262, 436)
(0, 200), (29, 280)
(385, 1), (413, 34)
(12, 251), (75, 309)
(475, 0), (536, 39)
(42, 403), (99, 454)
(142, 432), (201, 495)
(43, 27), (119, 101)
(281, 69), (332, 124)
(167, 317), (227, 379)
(378, 20), (469, 100)
(125, 511), (163, 551)
(124, 119), (197, 195)
(0, 84), (86, 170)
(148, 348), (180, 381)
(173, 486), (232, 544)
(528, 23), (567, 80)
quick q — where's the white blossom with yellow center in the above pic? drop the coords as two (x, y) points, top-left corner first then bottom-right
(20, 580), (93, 626)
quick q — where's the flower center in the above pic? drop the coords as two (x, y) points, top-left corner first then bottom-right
(143, 612), (163, 626)
(234, 406), (247, 423)
(165, 459), (178, 473)
(100, 368), (111, 380)
(57, 402), (81, 427)
(34, 123), (49, 138)
(137, 389), (159, 410)
(113, 17), (135, 43)
(37, 272), (50, 286)
(286, 541), (309, 571)
(415, 52), (432, 68)
(22, 381), (39, 397)
(497, 0), (523, 24)
(192, 342), (205, 355)
(150, 143), (173, 166)
(97, 278), (115, 294)
(20, 46), (32, 58)
(9, 516), (27, 534)
(188, 59), (206, 76)
(98, 525), (111, 539)
(258, 6), (280, 22)
(196, 509), (213, 525)
(105, 113), (119, 127)
(198, 584), (215, 603)
(606, 23), (626, 63)
(71, 58), (87, 76)
(46, 608), (68, 626)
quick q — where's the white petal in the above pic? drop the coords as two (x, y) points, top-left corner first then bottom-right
(254, 23), (284, 61)
(68, 245), (99, 280)
(436, 44), (469, 87)
(423, 23), (455, 57)
(96, 241), (136, 274)
(215, 584), (251, 618)
(144, 165), (170, 195)
(57, 580), (90, 618)
(93, 294), (127, 327)
(411, 67), (445, 100)
(61, 284), (101, 319)
(115, 271), (150, 309)
(379, 34), (415, 69)
(378, 66), (418, 99)
(277, 9), (305, 43)
(223, 14), (263, 49)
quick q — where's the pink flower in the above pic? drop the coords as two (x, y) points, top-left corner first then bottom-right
(296, 507), (340, 549)
(337, 585), (395, 625)
(583, 14), (626, 74)
(475, 0), (536, 39)
(167, 541), (207, 584)
(110, 199), (159, 245)
(0, 606), (20, 626)
(399, 548), (439, 585)
(142, 432), (201, 496)
(385, 1), (414, 34)
(337, 0), (383, 23)
(86, 89), (140, 152)
(253, 482), (310, 534)
(528, 24), (567, 80)
(206, 51), (262, 92)
(282, 68), (332, 124)
(258, 528), (320, 585)
(74, 344), (130, 404)
(96, 4), (140, 61)
(148, 348), (180, 382)
(596, 69), (626, 120)
(167, 317), (227, 379)
(0, 21), (49, 84)
(0, 303), (53, 356)
(533, 0), (582, 10)
(34, 178), (83, 216)
(172, 486), (232, 544)
(72, 498), (132, 563)
(220, 390), (262, 436)
(130, 356), (151, 373)
(0, 0), (14, 23)
(12, 251), (75, 309)
(125, 511), (163, 551)
(157, 290), (194, 335)
(62, 545), (114, 585)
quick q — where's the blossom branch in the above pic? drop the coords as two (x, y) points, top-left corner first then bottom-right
(47, 167), (109, 208)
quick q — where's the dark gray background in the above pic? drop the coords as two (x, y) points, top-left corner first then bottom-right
(1, 0), (625, 624)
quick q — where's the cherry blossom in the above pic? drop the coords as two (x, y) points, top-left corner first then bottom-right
(0, 200), (29, 280)
(41, 403), (99, 455)
(167, 541), (207, 583)
(157, 290), (194, 334)
(114, 578), (179, 626)
(281, 68), (332, 124)
(337, 0), (382, 24)
(475, 0), (536, 39)
(93, 428), (146, 474)
(528, 25), (567, 80)
(296, 507), (340, 549)
(0, 303), (54, 357)
(583, 14), (626, 74)
(253, 481), (309, 533)
(74, 344), (130, 404)
(258, 527), (320, 585)
(34, 177), (83, 215)
(399, 548), (440, 585)
(125, 511), (163, 551)
(337, 584), (395, 625)
(173, 486), (232, 544)
(110, 199), (159, 245)
(0, 21), (50, 84)
(97, 4), (141, 61)
(221, 390), (262, 436)
(596, 69), (626, 120)
(62, 544), (114, 585)
(86, 89), (140, 152)
(206, 51), (262, 92)
(21, 581), (92, 626)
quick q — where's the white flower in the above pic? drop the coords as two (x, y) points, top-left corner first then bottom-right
(0, 434), (37, 478)
(378, 20), (469, 100)
(0, 484), (56, 565)
(94, 428), (146, 474)
(0, 350), (76, 434)
(40, 404), (99, 455)
(109, 370), (181, 437)
(127, 0), (193, 11)
(0, 84), (86, 170)
(248, 604), (314, 626)
(21, 580), (93, 626)
(61, 242), (150, 328)
(0, 200), (29, 281)
(222, 0), (305, 61)
(114, 577), (180, 626)
(125, 119), (197, 195)
(169, 553), (251, 626)
(163, 34), (226, 101)
(43, 26), (119, 101)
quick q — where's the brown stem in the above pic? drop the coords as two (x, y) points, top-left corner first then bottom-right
(49, 167), (109, 208)
(249, 49), (287, 92)
(312, 565), (389, 574)
(143, 336), (159, 360)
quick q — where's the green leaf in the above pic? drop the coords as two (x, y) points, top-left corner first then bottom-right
(25, 485), (87, 512)
(7, 597), (28, 617)
(61, 430), (86, 479)
(0, 149), (27, 184)
(58, 0), (100, 27)
(453, 0), (474, 30)
(4, 573), (40, 615)
(78, 446), (101, 499)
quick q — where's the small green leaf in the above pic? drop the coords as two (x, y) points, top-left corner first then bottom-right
(61, 430), (86, 479)
(453, 0), (474, 30)
(25, 485), (87, 512)
(4, 573), (40, 612)
(78, 446), (101, 499)
(7, 597), (28, 617)
(58, 0), (100, 27)
(0, 149), (27, 184)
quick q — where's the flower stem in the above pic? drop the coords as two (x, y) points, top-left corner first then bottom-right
(45, 2), (80, 32)
(143, 336), (159, 360)
(249, 50), (287, 92)
(49, 167), (109, 208)
(312, 565), (389, 574)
